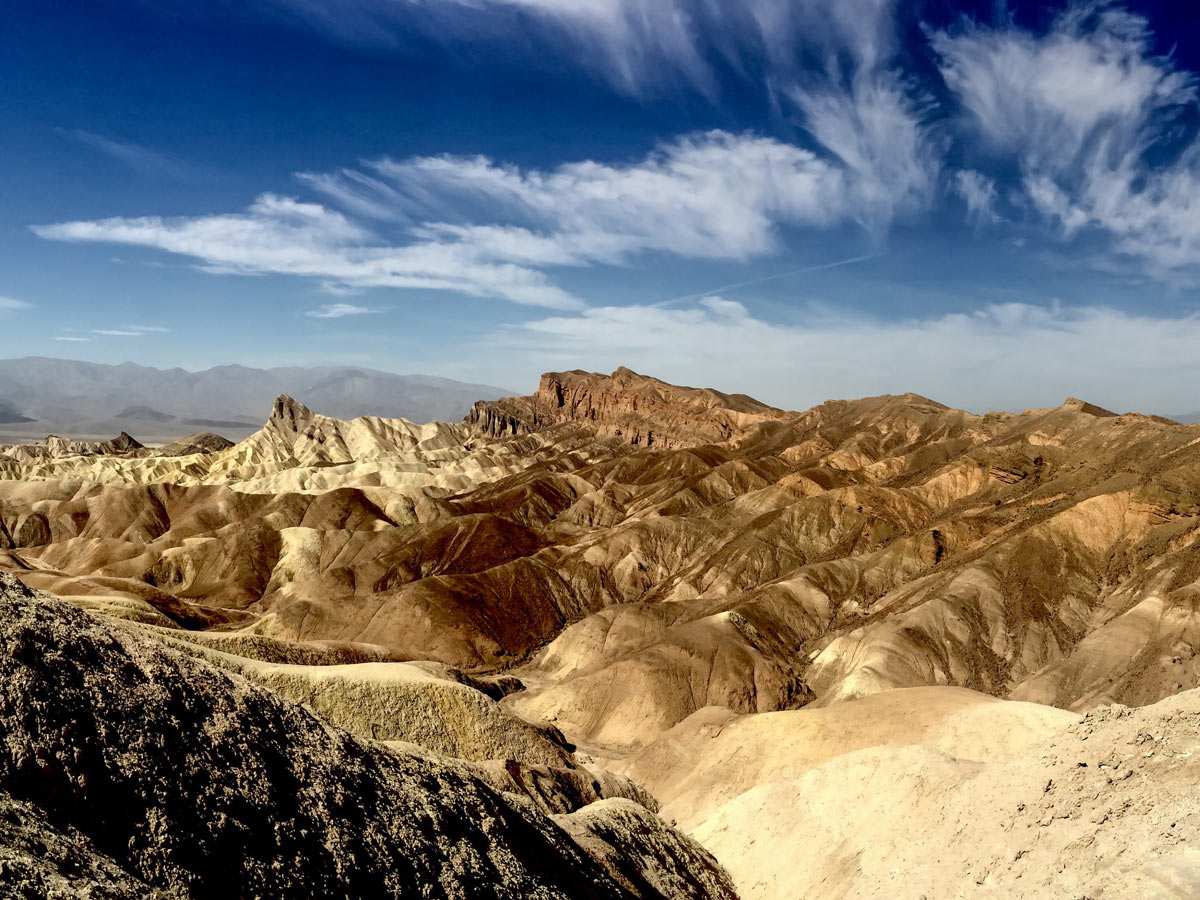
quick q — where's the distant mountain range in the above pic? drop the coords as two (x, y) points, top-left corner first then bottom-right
(0, 357), (512, 440)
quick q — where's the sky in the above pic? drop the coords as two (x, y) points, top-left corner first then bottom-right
(4, 0), (1200, 414)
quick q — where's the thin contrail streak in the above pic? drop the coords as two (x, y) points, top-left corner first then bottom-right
(651, 254), (875, 308)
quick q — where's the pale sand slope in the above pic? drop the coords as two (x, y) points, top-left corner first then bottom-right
(614, 686), (1199, 899)
(614, 687), (1075, 831)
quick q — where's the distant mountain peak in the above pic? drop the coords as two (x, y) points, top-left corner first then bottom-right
(271, 394), (316, 425)
(1060, 397), (1118, 417)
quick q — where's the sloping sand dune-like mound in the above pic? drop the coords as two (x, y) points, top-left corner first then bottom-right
(691, 689), (1200, 899)
(613, 687), (1075, 830)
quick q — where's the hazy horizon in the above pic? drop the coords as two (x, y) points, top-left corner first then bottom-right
(3, 354), (1200, 424)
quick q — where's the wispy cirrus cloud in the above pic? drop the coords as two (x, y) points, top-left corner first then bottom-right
(0, 297), (31, 312)
(88, 325), (170, 336)
(57, 129), (193, 180)
(34, 0), (1200, 300)
(305, 303), (374, 318)
(952, 170), (1000, 226)
(33, 193), (582, 309)
(932, 4), (1200, 276)
(258, 0), (898, 102)
(365, 131), (851, 260)
(254, 0), (724, 97)
(473, 0), (943, 233)
(303, 0), (941, 238)
(932, 6), (1193, 173)
(34, 130), (898, 308)
(475, 0), (718, 97)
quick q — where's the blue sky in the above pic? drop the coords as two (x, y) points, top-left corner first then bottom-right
(4, 0), (1200, 413)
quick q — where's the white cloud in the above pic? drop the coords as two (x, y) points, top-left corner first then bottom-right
(92, 329), (145, 336)
(476, 0), (941, 232)
(34, 131), (892, 307)
(933, 4), (1200, 275)
(35, 0), (1200, 298)
(496, 296), (1200, 415)
(305, 303), (373, 319)
(1024, 148), (1200, 276)
(33, 193), (581, 310)
(369, 131), (850, 260)
(792, 73), (938, 236)
(54, 336), (90, 342)
(0, 297), (31, 312)
(289, 0), (897, 102)
(31, 2), (952, 303)
(953, 170), (1000, 225)
(932, 6), (1192, 172)
(123, 324), (171, 333)
(479, 0), (716, 96)
(1023, 175), (1090, 237)
(697, 295), (749, 319)
(58, 129), (192, 180)
(295, 169), (407, 222)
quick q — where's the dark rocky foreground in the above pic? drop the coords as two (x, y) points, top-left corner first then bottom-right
(0, 573), (737, 900)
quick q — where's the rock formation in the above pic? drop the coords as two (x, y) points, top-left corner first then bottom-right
(469, 367), (786, 448)
(156, 432), (235, 456)
(1, 431), (145, 461)
(0, 572), (736, 900)
(4, 367), (1200, 897)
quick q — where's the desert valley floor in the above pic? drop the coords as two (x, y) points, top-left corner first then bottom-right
(1, 367), (1199, 898)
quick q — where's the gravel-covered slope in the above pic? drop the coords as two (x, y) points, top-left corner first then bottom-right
(0, 573), (737, 900)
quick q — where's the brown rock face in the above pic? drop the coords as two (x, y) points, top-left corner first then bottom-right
(468, 367), (786, 449)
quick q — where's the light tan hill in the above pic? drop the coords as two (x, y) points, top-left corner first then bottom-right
(0, 430), (144, 460)
(611, 687), (1074, 829)
(692, 689), (1200, 899)
(0, 393), (568, 497)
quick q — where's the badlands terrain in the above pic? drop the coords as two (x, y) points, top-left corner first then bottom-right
(1, 366), (1199, 898)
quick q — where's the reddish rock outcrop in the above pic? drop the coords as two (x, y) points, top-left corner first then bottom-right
(468, 367), (786, 449)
